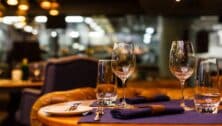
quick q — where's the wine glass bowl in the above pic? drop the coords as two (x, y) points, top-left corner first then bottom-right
(111, 42), (136, 108)
(169, 40), (195, 110)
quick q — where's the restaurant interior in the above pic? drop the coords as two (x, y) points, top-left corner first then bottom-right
(0, 0), (221, 126)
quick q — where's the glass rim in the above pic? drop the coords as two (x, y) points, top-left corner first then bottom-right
(172, 40), (193, 43)
(98, 59), (116, 62)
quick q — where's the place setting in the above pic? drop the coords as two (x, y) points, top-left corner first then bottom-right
(38, 41), (222, 125)
(78, 41), (222, 124)
(79, 41), (183, 123)
(39, 101), (93, 116)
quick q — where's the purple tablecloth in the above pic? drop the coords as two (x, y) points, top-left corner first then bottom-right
(79, 100), (222, 124)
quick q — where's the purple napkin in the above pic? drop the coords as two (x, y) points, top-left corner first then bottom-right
(123, 95), (170, 104)
(111, 105), (184, 119)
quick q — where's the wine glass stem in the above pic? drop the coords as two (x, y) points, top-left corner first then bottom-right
(121, 79), (127, 107)
(180, 80), (185, 107)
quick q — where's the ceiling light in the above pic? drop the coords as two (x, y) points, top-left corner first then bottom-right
(49, 9), (59, 16)
(18, 5), (29, 11)
(40, 0), (51, 10)
(65, 16), (84, 23)
(51, 31), (57, 37)
(34, 16), (47, 23)
(7, 0), (18, 6)
(176, 0), (181, 2)
(84, 17), (94, 24)
(146, 27), (154, 34)
(18, 0), (29, 11)
(2, 16), (25, 25)
(143, 33), (152, 44)
(69, 31), (79, 38)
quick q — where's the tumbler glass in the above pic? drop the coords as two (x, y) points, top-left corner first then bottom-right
(194, 58), (220, 114)
(96, 59), (118, 106)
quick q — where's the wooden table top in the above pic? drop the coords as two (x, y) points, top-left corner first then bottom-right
(37, 100), (222, 126)
(0, 79), (43, 88)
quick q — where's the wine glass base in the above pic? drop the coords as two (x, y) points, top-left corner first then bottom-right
(117, 102), (134, 109)
(180, 103), (194, 111)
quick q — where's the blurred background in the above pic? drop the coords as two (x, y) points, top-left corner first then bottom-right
(0, 0), (221, 80)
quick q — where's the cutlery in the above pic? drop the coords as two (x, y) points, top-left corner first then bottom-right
(66, 102), (80, 111)
(82, 111), (91, 116)
(94, 106), (104, 121)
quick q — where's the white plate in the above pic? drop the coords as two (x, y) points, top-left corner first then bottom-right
(41, 102), (93, 116)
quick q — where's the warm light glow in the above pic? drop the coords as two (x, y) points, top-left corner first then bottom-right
(65, 16), (84, 23)
(18, 4), (29, 11)
(7, 0), (18, 6)
(14, 21), (26, 29)
(51, 1), (59, 8)
(0, 17), (3, 22)
(176, 0), (181, 2)
(40, 0), (51, 10)
(18, 0), (29, 11)
(0, 11), (3, 17)
(16, 10), (27, 16)
(0, 4), (5, 17)
(34, 16), (47, 23)
(49, 9), (59, 16)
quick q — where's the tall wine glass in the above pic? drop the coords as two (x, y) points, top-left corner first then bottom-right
(111, 42), (136, 108)
(169, 40), (195, 110)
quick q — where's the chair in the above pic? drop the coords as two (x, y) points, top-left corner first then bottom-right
(16, 55), (98, 126)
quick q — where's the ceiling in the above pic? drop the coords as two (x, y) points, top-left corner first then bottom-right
(2, 0), (222, 16)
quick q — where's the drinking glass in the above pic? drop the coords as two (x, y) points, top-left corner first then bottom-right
(96, 59), (118, 106)
(169, 40), (195, 110)
(111, 42), (136, 108)
(194, 58), (220, 114)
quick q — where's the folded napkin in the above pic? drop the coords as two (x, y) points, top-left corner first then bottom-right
(111, 105), (184, 119)
(123, 95), (170, 104)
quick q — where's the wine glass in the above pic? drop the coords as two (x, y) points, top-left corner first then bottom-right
(169, 40), (195, 110)
(111, 42), (136, 108)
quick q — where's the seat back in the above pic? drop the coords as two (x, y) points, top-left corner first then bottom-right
(41, 55), (98, 94)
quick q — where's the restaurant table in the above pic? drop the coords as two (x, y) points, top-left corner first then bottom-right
(0, 79), (43, 91)
(37, 99), (222, 126)
(0, 79), (43, 125)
